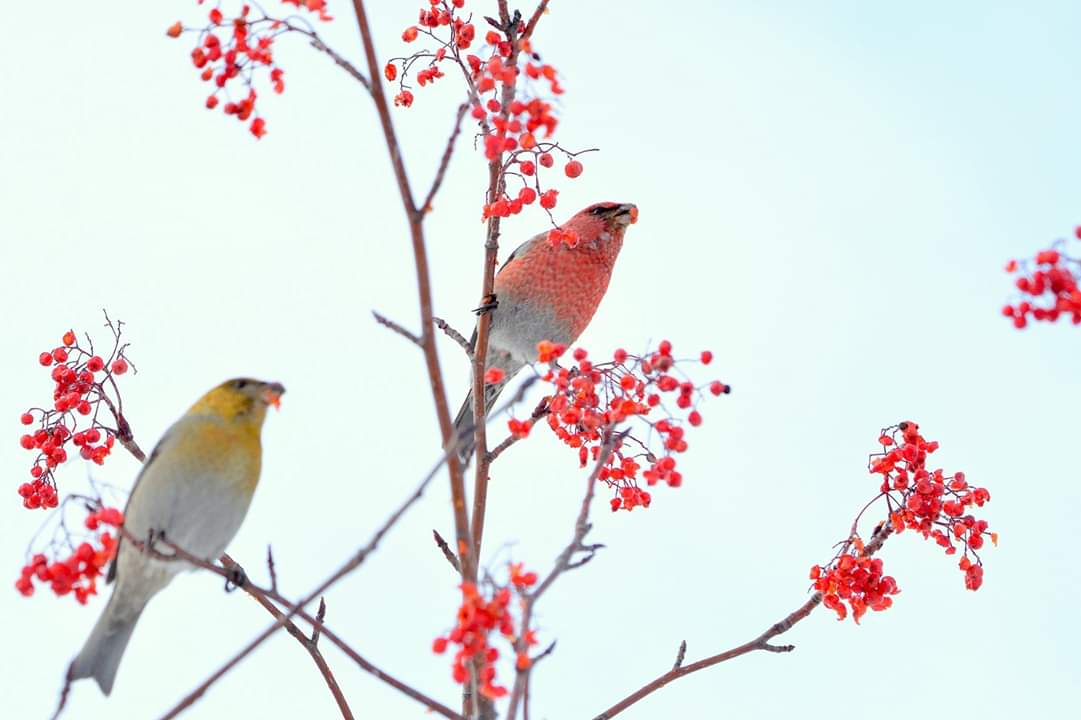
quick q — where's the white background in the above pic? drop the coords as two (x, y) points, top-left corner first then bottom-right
(2, 1), (1079, 718)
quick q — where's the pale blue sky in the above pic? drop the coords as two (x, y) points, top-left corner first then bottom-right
(2, 1), (1079, 718)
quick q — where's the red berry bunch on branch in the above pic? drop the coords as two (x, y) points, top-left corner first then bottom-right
(810, 541), (899, 623)
(509, 340), (729, 512)
(810, 422), (994, 622)
(1001, 226), (1081, 328)
(15, 502), (124, 604)
(810, 421), (994, 624)
(167, 1), (334, 139)
(871, 421), (994, 586)
(390, 1), (588, 220)
(432, 563), (539, 700)
(17, 320), (135, 511)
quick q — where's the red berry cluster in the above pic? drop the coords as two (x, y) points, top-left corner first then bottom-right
(870, 422), (994, 590)
(14, 506), (123, 604)
(17, 326), (132, 510)
(168, 1), (333, 139)
(390, 2), (584, 221)
(810, 541), (899, 623)
(1001, 227), (1081, 328)
(432, 563), (538, 700)
(514, 341), (729, 512)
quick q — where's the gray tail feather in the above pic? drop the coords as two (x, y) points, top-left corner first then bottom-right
(69, 596), (145, 695)
(453, 381), (509, 465)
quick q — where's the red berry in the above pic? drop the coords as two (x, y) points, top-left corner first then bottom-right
(87, 356), (104, 373)
(111, 359), (129, 375)
(688, 411), (702, 426)
(519, 160), (535, 176)
(700, 351), (713, 364)
(384, 63), (397, 82)
(402, 26), (419, 42)
(564, 160), (583, 178)
(62, 331), (76, 347)
(20, 413), (33, 425)
(19, 435), (34, 450)
(39, 352), (53, 367)
(538, 153), (554, 168)
(539, 190), (558, 210)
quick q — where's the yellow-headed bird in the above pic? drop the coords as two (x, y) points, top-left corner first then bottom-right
(69, 377), (284, 694)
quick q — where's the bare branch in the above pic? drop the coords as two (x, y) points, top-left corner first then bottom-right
(485, 397), (550, 464)
(590, 595), (818, 720)
(522, 0), (551, 40)
(591, 527), (897, 718)
(433, 316), (474, 358)
(158, 449), (453, 720)
(433, 529), (462, 573)
(372, 310), (422, 346)
(303, 32), (371, 90)
(349, 0), (476, 592)
(312, 597), (327, 646)
(421, 103), (469, 214)
(672, 641), (686, 671)
(505, 429), (619, 720)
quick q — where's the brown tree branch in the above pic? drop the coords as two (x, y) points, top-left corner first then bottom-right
(522, 0), (551, 40)
(301, 29), (372, 90)
(433, 316), (474, 358)
(591, 526), (897, 719)
(215, 560), (353, 720)
(349, 0), (475, 587)
(485, 397), (550, 464)
(590, 594), (821, 720)
(470, 0), (552, 587)
(505, 429), (617, 720)
(433, 529), (462, 573)
(157, 450), (452, 719)
(421, 103), (469, 214)
(372, 310), (422, 346)
(125, 532), (463, 720)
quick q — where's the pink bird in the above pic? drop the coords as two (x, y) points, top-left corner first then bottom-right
(454, 201), (637, 461)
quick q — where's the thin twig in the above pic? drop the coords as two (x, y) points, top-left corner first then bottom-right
(372, 310), (421, 346)
(672, 641), (687, 670)
(522, 0), (551, 40)
(433, 316), (474, 358)
(433, 529), (462, 573)
(485, 398), (550, 464)
(267, 545), (278, 593)
(312, 597), (327, 646)
(295, 26), (371, 91)
(421, 103), (469, 214)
